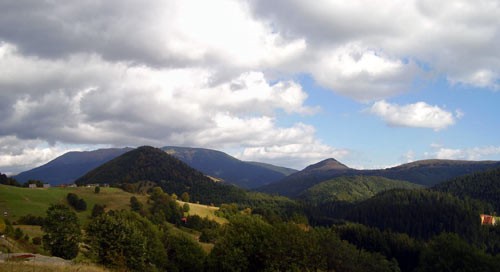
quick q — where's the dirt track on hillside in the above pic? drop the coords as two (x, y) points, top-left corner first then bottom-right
(0, 252), (72, 266)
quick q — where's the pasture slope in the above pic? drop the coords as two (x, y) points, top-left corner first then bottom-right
(0, 185), (224, 225)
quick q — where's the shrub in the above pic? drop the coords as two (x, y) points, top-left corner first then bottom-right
(17, 214), (45, 225)
(32, 236), (42, 245)
(67, 193), (87, 211)
(14, 228), (24, 240)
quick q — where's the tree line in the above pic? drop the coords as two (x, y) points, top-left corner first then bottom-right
(28, 186), (499, 271)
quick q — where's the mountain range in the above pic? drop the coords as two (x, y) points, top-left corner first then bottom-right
(14, 147), (133, 185)
(162, 146), (297, 188)
(13, 146), (297, 188)
(11, 146), (500, 200)
(258, 158), (500, 197)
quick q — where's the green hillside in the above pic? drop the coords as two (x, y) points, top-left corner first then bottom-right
(300, 175), (421, 204)
(76, 146), (211, 186)
(75, 146), (248, 205)
(0, 185), (148, 224)
(434, 166), (500, 211)
(317, 189), (486, 241)
(0, 185), (225, 226)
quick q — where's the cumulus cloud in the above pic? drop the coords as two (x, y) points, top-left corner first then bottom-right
(237, 142), (350, 170)
(0, 136), (91, 175)
(249, 0), (500, 94)
(307, 44), (419, 101)
(2, 0), (498, 101)
(0, 41), (331, 172)
(0, 1), (305, 75)
(368, 100), (457, 130)
(1, 0), (499, 172)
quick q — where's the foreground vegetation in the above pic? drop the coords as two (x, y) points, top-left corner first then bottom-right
(2, 183), (500, 271)
(0, 262), (108, 272)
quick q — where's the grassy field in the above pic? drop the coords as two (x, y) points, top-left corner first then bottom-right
(0, 185), (226, 225)
(0, 184), (225, 256)
(0, 185), (149, 225)
(178, 200), (228, 224)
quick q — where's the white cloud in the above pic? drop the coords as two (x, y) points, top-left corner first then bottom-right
(0, 42), (335, 170)
(402, 150), (416, 163)
(1, 0), (499, 171)
(434, 146), (500, 160)
(308, 44), (419, 101)
(369, 100), (457, 130)
(0, 1), (306, 77)
(2, 0), (499, 102)
(249, 0), (500, 95)
(237, 143), (349, 170)
(0, 136), (92, 175)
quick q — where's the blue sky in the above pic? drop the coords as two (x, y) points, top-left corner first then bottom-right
(0, 0), (499, 174)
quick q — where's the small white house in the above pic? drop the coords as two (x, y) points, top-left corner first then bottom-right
(28, 184), (37, 189)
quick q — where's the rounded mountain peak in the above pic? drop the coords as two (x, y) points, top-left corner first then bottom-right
(303, 158), (350, 172)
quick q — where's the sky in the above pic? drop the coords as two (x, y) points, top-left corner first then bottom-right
(0, 0), (499, 174)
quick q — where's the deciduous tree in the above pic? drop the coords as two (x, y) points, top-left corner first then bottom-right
(42, 204), (81, 259)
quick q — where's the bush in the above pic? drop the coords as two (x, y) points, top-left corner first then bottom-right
(86, 210), (167, 270)
(163, 231), (206, 272)
(67, 193), (87, 211)
(17, 214), (45, 225)
(32, 236), (42, 245)
(183, 203), (190, 213)
(91, 204), (106, 218)
(14, 228), (24, 240)
(0, 218), (6, 234)
(76, 198), (87, 211)
(130, 196), (143, 213)
(185, 215), (220, 231)
(181, 192), (190, 202)
(200, 228), (220, 243)
(42, 204), (81, 259)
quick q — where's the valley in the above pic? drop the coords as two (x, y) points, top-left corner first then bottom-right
(1, 145), (500, 271)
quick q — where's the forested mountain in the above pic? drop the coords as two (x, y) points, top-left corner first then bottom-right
(434, 166), (500, 212)
(163, 146), (296, 188)
(14, 148), (132, 185)
(299, 175), (421, 204)
(259, 158), (357, 197)
(377, 159), (500, 187)
(75, 146), (248, 204)
(259, 158), (500, 197)
(245, 161), (297, 176)
(310, 189), (486, 241)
